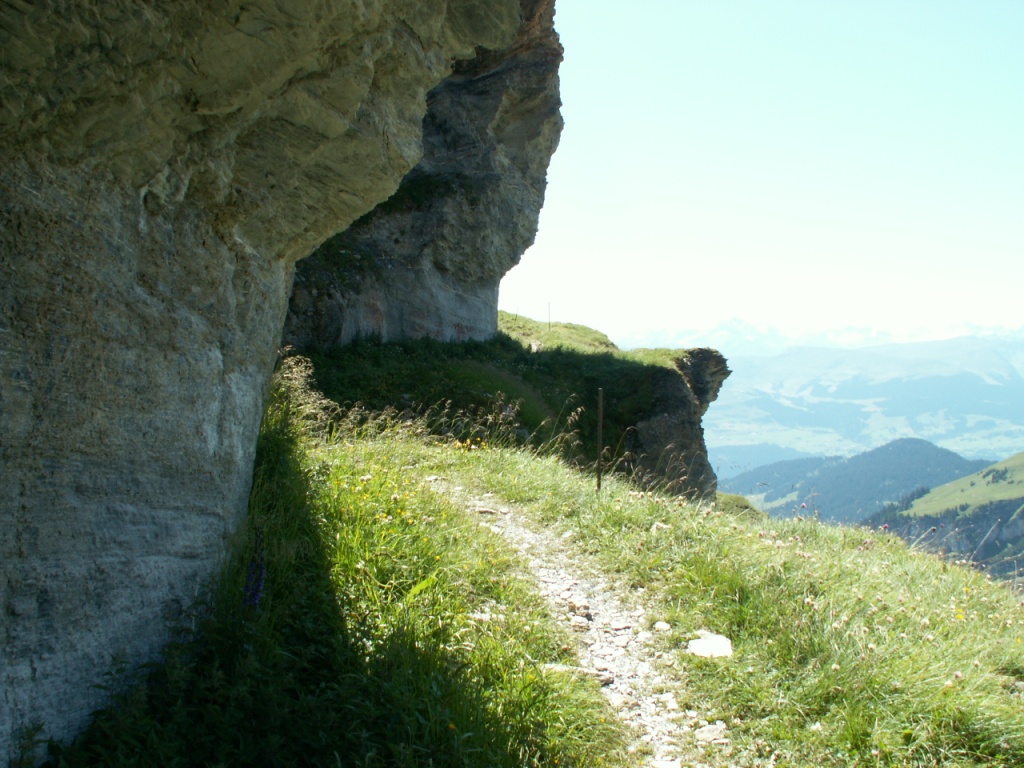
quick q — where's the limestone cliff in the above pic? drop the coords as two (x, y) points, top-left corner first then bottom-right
(0, 1), (543, 757)
(286, 0), (563, 346)
(633, 349), (732, 499)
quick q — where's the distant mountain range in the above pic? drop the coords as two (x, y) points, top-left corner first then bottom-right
(720, 438), (992, 525)
(866, 452), (1024, 579)
(705, 334), (1024, 478)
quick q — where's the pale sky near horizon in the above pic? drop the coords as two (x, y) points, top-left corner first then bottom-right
(497, 0), (1024, 353)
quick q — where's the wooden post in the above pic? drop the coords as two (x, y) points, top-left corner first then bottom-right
(596, 387), (604, 492)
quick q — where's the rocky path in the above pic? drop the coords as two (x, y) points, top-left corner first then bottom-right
(462, 490), (734, 768)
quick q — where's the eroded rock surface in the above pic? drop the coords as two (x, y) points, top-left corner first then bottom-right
(285, 0), (563, 346)
(0, 1), (528, 756)
(633, 350), (731, 499)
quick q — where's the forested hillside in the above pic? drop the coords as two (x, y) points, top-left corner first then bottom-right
(722, 438), (991, 523)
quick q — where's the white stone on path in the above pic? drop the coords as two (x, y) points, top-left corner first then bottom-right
(693, 720), (729, 743)
(686, 630), (733, 658)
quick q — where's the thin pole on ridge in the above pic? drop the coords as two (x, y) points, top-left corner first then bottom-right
(596, 387), (604, 492)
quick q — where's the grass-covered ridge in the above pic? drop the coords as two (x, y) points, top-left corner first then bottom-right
(902, 451), (1024, 519)
(49, 340), (1024, 767)
(303, 311), (694, 481)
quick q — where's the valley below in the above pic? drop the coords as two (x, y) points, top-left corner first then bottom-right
(705, 334), (1024, 476)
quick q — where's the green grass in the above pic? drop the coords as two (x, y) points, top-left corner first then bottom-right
(52, 356), (625, 768)
(904, 452), (1024, 519)
(373, 388), (1024, 764)
(497, 311), (621, 354)
(51, 347), (1024, 767)
(433, 448), (1024, 765)
(303, 315), (693, 479)
(865, 453), (1024, 577)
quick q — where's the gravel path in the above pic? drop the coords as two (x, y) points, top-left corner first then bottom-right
(460, 489), (733, 767)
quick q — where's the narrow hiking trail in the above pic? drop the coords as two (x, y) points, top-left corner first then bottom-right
(435, 477), (739, 768)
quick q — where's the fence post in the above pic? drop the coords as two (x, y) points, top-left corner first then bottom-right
(596, 387), (604, 492)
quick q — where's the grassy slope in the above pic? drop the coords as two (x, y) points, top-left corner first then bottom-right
(863, 453), (1024, 578)
(727, 440), (993, 524)
(42, 322), (1024, 767)
(904, 452), (1024, 519)
(304, 312), (691, 476)
(491, 468), (1024, 766)
(51, 357), (625, 768)
(498, 312), (685, 369)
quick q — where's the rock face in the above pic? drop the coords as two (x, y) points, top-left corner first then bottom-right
(633, 349), (731, 499)
(285, 0), (563, 347)
(0, 1), (540, 757)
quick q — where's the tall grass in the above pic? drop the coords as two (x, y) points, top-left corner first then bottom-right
(49, 350), (1024, 767)
(52, 356), (625, 767)
(439, 454), (1024, 767)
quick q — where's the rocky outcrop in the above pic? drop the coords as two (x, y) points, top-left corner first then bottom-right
(285, 0), (562, 347)
(0, 1), (544, 757)
(633, 350), (731, 499)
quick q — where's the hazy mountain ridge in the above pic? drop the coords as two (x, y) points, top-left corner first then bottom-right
(721, 438), (992, 524)
(705, 334), (1024, 473)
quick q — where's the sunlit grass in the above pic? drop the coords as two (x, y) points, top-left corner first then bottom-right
(434, 448), (1024, 766)
(54, 357), (625, 767)
(53, 352), (1024, 767)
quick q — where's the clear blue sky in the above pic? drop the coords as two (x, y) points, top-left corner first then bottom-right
(498, 0), (1024, 351)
